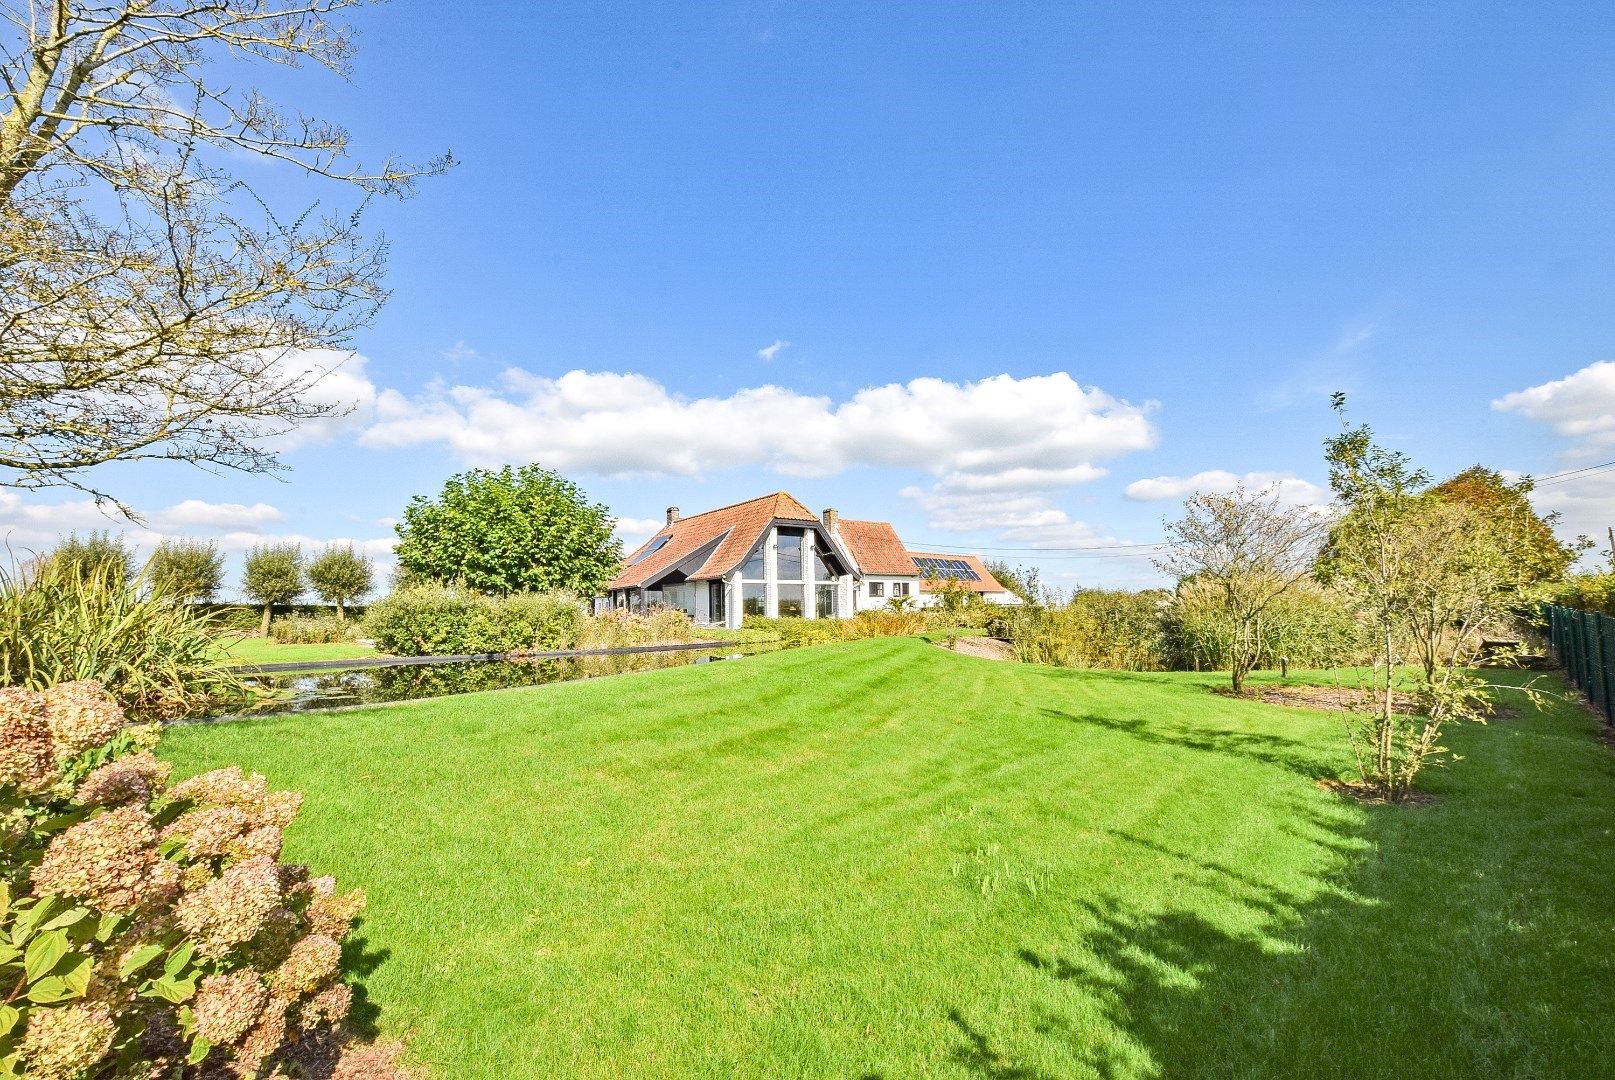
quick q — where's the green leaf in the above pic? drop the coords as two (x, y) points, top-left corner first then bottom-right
(186, 1037), (211, 1065)
(10, 897), (60, 946)
(118, 943), (164, 980)
(0, 881), (11, 922)
(0, 945), (20, 968)
(23, 930), (66, 983)
(58, 955), (92, 997)
(37, 906), (87, 933)
(0, 1007), (18, 1038)
(26, 976), (69, 1003)
(94, 912), (122, 943)
(148, 976), (194, 1004)
(163, 941), (194, 978)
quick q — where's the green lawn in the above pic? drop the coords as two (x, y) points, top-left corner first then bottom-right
(160, 639), (1615, 1078)
(212, 636), (378, 666)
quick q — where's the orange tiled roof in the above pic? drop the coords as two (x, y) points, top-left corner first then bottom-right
(837, 518), (919, 576)
(607, 491), (819, 590)
(909, 551), (1008, 593)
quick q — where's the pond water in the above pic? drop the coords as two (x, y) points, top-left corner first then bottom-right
(190, 644), (780, 723)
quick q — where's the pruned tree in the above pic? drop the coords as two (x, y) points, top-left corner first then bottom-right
(984, 559), (1042, 606)
(43, 528), (130, 583)
(144, 536), (223, 603)
(308, 542), (372, 620)
(241, 541), (303, 635)
(1156, 484), (1326, 693)
(0, 0), (448, 510)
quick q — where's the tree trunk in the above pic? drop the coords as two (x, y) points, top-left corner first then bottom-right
(336, 601), (346, 623)
(260, 604), (272, 637)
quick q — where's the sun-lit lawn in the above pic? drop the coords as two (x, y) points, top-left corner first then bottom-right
(161, 638), (1615, 1078)
(211, 635), (378, 666)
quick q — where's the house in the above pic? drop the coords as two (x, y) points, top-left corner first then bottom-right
(601, 491), (1023, 629)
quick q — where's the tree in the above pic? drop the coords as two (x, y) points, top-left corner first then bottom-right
(308, 544), (373, 620)
(0, 0), (447, 510)
(241, 542), (304, 635)
(44, 530), (130, 583)
(144, 538), (224, 603)
(1319, 401), (1522, 802)
(985, 559), (1042, 605)
(1429, 466), (1582, 591)
(394, 466), (623, 596)
(1156, 484), (1325, 692)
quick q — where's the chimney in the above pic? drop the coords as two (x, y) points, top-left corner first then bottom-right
(666, 506), (680, 526)
(822, 507), (839, 532)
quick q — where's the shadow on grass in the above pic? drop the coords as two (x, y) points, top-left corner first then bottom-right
(1038, 706), (1343, 780)
(947, 699), (1615, 1079)
(339, 930), (392, 1039)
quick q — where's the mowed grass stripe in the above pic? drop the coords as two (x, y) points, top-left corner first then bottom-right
(161, 641), (1615, 1078)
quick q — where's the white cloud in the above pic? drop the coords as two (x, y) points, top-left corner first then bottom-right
(1525, 471), (1615, 550)
(360, 370), (1157, 491)
(1124, 470), (1331, 507)
(263, 348), (379, 449)
(1493, 361), (1615, 452)
(757, 339), (790, 362)
(155, 500), (284, 530)
(612, 516), (664, 547)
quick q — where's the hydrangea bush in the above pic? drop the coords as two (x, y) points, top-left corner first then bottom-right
(0, 681), (408, 1078)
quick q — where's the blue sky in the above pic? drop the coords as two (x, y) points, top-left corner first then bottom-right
(7, 1), (1615, 594)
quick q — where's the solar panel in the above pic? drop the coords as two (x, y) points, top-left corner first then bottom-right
(913, 556), (979, 581)
(627, 535), (671, 566)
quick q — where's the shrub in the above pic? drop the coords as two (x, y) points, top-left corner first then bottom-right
(0, 681), (408, 1077)
(0, 562), (242, 721)
(1556, 573), (1615, 617)
(1162, 580), (1369, 672)
(44, 531), (133, 585)
(740, 611), (929, 644)
(574, 608), (698, 650)
(363, 585), (585, 656)
(268, 615), (358, 645)
(992, 591), (1169, 670)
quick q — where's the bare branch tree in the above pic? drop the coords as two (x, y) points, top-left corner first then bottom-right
(1156, 484), (1328, 693)
(0, 0), (449, 511)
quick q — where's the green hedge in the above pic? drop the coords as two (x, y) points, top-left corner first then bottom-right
(363, 586), (586, 656)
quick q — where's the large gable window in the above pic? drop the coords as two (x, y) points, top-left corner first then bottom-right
(740, 546), (765, 579)
(776, 528), (804, 580)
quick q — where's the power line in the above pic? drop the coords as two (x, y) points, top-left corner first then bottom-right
(906, 539), (1169, 554)
(1529, 460), (1615, 488)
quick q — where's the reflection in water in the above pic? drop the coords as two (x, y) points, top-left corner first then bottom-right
(197, 645), (776, 721)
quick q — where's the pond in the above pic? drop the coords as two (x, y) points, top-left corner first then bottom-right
(188, 643), (781, 723)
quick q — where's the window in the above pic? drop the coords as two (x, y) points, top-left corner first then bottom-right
(627, 534), (671, 566)
(777, 528), (804, 580)
(778, 584), (804, 618)
(742, 583), (766, 617)
(892, 581), (910, 597)
(912, 556), (980, 581)
(868, 581), (885, 598)
(709, 581), (725, 624)
(814, 547), (837, 578)
(741, 546), (765, 579)
(816, 584), (837, 619)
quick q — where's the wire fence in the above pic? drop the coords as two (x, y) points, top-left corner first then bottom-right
(1544, 604), (1615, 725)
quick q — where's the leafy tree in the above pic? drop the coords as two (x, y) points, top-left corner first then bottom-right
(985, 559), (1042, 605)
(242, 543), (305, 636)
(1156, 485), (1325, 693)
(1429, 466), (1582, 590)
(1319, 400), (1524, 802)
(0, 0), (446, 509)
(44, 530), (131, 584)
(144, 538), (225, 604)
(308, 544), (375, 621)
(394, 466), (623, 595)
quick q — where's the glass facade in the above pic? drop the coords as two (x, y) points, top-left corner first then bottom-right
(709, 581), (725, 623)
(816, 584), (836, 619)
(776, 528), (804, 579)
(741, 547), (765, 578)
(778, 584), (805, 618)
(742, 583), (766, 617)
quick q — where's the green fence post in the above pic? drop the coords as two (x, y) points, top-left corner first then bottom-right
(1601, 614), (1615, 724)
(1590, 613), (1607, 717)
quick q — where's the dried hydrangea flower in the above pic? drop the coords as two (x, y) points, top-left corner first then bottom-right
(234, 1007), (288, 1072)
(298, 982), (353, 1029)
(0, 688), (56, 791)
(75, 750), (172, 807)
(229, 824), (285, 862)
(193, 969), (270, 1046)
(330, 1039), (414, 1080)
(273, 933), (342, 997)
(40, 680), (125, 759)
(169, 766), (269, 810)
(260, 789), (303, 829)
(162, 805), (251, 860)
(19, 1002), (116, 1080)
(308, 887), (366, 939)
(32, 805), (178, 914)
(175, 855), (282, 958)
